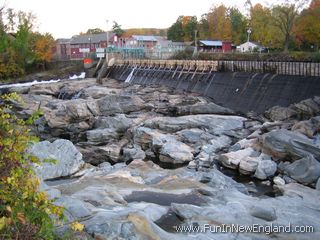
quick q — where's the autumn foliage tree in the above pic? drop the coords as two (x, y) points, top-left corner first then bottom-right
(295, 0), (320, 50)
(31, 32), (55, 68)
(167, 16), (197, 42)
(207, 5), (232, 41)
(0, 7), (55, 79)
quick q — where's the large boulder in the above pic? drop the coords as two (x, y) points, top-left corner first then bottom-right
(261, 129), (320, 160)
(159, 141), (194, 164)
(78, 139), (129, 164)
(265, 106), (297, 121)
(44, 99), (95, 129)
(86, 128), (119, 145)
(29, 139), (85, 180)
(292, 116), (320, 138)
(97, 95), (145, 116)
(265, 97), (320, 122)
(254, 160), (277, 180)
(82, 85), (121, 99)
(94, 114), (133, 132)
(219, 147), (257, 170)
(123, 145), (146, 162)
(284, 155), (320, 184)
(175, 102), (235, 116)
(176, 128), (214, 144)
(238, 156), (261, 175)
(143, 114), (246, 134)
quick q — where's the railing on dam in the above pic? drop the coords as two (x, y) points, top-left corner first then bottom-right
(113, 59), (320, 77)
(219, 60), (320, 77)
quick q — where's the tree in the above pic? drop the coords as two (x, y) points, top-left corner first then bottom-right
(207, 4), (232, 41)
(181, 16), (197, 41)
(112, 21), (124, 37)
(295, 0), (320, 50)
(30, 32), (55, 69)
(0, 7), (36, 78)
(167, 16), (197, 42)
(85, 28), (104, 34)
(167, 16), (184, 41)
(250, 4), (282, 48)
(271, 0), (308, 52)
(198, 14), (209, 39)
(230, 7), (248, 45)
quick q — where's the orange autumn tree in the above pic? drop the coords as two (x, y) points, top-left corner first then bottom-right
(295, 0), (320, 50)
(31, 32), (55, 69)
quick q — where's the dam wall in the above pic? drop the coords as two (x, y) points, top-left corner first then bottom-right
(107, 60), (320, 114)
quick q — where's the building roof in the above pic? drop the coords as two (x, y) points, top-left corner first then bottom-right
(70, 32), (114, 44)
(199, 40), (223, 47)
(239, 41), (263, 47)
(132, 35), (158, 42)
(56, 38), (70, 44)
(171, 41), (187, 46)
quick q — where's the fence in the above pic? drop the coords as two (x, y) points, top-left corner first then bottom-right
(218, 60), (320, 77)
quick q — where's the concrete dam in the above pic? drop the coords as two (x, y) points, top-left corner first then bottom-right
(103, 59), (320, 114)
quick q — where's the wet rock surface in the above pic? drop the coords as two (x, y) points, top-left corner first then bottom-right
(6, 77), (320, 239)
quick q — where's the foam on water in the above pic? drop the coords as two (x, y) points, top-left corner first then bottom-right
(0, 79), (61, 89)
(69, 72), (86, 80)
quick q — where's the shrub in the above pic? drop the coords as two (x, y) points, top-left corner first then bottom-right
(0, 63), (25, 80)
(0, 93), (63, 239)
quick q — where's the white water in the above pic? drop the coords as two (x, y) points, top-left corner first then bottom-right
(125, 68), (136, 83)
(0, 72), (86, 89)
(0, 79), (61, 89)
(69, 72), (86, 80)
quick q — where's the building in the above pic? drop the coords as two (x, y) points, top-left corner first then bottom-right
(126, 35), (158, 49)
(197, 40), (233, 52)
(53, 33), (190, 60)
(54, 32), (116, 60)
(69, 32), (115, 59)
(239, 41), (265, 53)
(55, 38), (71, 60)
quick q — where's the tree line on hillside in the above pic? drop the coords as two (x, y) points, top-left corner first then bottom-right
(79, 23), (167, 38)
(0, 7), (55, 79)
(167, 0), (320, 52)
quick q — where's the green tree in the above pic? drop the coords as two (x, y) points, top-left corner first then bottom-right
(230, 7), (248, 45)
(198, 14), (209, 39)
(250, 3), (282, 48)
(86, 28), (104, 34)
(167, 16), (184, 41)
(112, 21), (124, 37)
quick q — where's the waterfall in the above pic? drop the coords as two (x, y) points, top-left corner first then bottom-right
(125, 67), (136, 83)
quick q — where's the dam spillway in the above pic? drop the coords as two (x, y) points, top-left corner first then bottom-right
(105, 59), (320, 114)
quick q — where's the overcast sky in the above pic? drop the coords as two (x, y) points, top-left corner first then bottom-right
(5, 0), (275, 38)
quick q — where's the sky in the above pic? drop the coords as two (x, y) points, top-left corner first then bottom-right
(4, 0), (275, 39)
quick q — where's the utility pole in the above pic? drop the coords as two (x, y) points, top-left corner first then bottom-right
(192, 30), (198, 58)
(106, 20), (109, 62)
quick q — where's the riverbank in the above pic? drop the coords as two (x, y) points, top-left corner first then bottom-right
(0, 60), (83, 85)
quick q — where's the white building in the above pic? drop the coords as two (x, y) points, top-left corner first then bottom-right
(239, 41), (264, 53)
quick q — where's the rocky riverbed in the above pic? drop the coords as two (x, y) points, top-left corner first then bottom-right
(4, 77), (320, 239)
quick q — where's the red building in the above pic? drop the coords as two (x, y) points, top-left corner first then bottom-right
(197, 40), (233, 53)
(54, 32), (115, 60)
